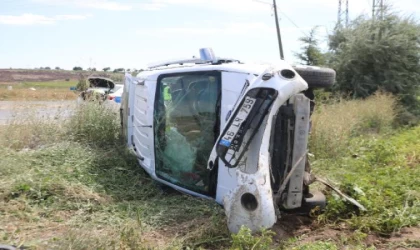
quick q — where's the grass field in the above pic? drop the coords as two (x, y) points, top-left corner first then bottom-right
(0, 81), (78, 101)
(17, 81), (78, 89)
(0, 94), (419, 249)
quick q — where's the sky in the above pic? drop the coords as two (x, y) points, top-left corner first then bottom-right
(0, 0), (419, 70)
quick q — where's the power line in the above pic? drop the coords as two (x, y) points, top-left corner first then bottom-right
(276, 8), (309, 37)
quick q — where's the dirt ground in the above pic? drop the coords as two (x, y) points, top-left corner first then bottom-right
(137, 213), (420, 249)
(271, 214), (420, 249)
(0, 69), (120, 84)
(0, 69), (81, 83)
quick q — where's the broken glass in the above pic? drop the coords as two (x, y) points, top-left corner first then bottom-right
(154, 72), (220, 195)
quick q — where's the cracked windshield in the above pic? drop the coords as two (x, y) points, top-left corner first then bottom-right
(154, 73), (220, 194)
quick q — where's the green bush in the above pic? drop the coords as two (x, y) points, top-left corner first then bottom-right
(328, 9), (420, 115)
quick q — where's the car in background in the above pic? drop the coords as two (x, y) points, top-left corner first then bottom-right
(108, 84), (124, 103)
(79, 77), (115, 102)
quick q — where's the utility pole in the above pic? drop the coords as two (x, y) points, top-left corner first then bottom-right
(273, 0), (284, 60)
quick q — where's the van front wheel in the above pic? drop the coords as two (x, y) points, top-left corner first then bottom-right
(293, 65), (336, 89)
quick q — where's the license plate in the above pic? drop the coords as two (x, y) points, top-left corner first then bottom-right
(219, 96), (256, 148)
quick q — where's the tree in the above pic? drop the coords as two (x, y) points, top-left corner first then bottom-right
(113, 68), (125, 73)
(294, 26), (326, 66)
(55, 67), (60, 70)
(73, 66), (83, 71)
(328, 9), (420, 114)
(44, 67), (51, 70)
(103, 67), (110, 72)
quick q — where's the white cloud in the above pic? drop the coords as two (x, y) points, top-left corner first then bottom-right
(138, 3), (166, 11)
(33, 0), (132, 11)
(54, 14), (90, 20)
(0, 13), (88, 25)
(0, 14), (54, 25)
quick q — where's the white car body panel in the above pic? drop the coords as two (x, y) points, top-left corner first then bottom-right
(123, 61), (309, 233)
(207, 63), (308, 233)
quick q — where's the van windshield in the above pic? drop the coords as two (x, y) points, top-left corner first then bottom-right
(154, 71), (221, 195)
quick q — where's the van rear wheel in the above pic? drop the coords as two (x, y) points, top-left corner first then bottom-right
(293, 65), (336, 88)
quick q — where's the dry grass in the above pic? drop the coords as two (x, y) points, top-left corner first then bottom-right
(310, 92), (397, 159)
(0, 103), (230, 249)
(0, 88), (77, 101)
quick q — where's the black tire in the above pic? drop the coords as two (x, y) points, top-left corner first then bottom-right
(293, 65), (336, 88)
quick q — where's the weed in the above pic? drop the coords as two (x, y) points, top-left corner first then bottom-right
(230, 226), (275, 250)
(67, 102), (121, 148)
(316, 126), (420, 234)
(310, 92), (396, 159)
(290, 241), (338, 250)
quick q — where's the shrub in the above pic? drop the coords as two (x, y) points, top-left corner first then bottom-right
(67, 102), (121, 148)
(76, 74), (88, 91)
(328, 9), (420, 115)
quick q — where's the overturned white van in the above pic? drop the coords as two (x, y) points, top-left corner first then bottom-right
(120, 48), (338, 233)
